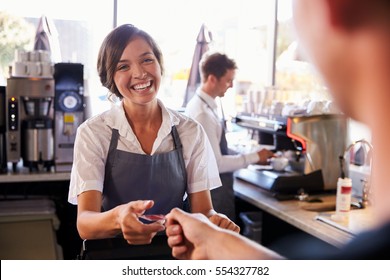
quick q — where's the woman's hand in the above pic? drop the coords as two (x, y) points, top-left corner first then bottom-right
(188, 190), (239, 232)
(208, 212), (240, 233)
(116, 200), (165, 244)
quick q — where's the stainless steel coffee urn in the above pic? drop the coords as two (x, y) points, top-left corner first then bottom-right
(54, 63), (84, 172)
(6, 77), (55, 171)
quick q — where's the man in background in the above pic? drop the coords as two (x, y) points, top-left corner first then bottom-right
(185, 52), (273, 221)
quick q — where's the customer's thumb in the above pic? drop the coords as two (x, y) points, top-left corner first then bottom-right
(167, 207), (187, 223)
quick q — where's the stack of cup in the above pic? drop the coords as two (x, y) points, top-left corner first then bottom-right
(10, 50), (54, 78)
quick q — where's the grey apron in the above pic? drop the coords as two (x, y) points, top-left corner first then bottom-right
(197, 95), (236, 221)
(102, 125), (187, 215)
(210, 122), (236, 221)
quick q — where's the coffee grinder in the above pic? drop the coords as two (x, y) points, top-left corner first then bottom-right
(54, 63), (84, 172)
(6, 77), (55, 172)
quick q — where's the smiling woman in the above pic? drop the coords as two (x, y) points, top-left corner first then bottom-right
(115, 45), (160, 102)
(68, 24), (239, 258)
(97, 26), (163, 103)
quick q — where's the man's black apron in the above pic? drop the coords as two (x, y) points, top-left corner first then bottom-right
(210, 122), (236, 221)
(196, 94), (236, 221)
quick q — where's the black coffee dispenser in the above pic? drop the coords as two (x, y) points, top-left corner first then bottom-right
(54, 63), (84, 172)
(0, 86), (7, 173)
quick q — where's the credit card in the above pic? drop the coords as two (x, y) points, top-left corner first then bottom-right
(139, 214), (166, 224)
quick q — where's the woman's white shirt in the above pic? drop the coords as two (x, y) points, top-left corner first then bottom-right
(68, 99), (221, 204)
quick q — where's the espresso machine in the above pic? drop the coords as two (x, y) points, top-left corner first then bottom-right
(0, 86), (7, 173)
(234, 113), (348, 196)
(54, 63), (84, 172)
(6, 77), (55, 172)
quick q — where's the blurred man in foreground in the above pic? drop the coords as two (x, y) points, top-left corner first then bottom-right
(166, 0), (390, 259)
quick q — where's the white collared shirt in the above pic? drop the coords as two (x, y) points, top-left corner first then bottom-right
(185, 89), (259, 173)
(68, 99), (221, 204)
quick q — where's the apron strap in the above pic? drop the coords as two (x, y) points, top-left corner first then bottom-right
(171, 126), (186, 180)
(108, 129), (120, 154)
(171, 126), (182, 149)
(171, 125), (189, 210)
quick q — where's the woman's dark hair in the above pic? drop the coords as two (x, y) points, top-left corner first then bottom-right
(97, 24), (164, 99)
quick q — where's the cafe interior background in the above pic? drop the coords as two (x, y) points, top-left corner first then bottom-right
(0, 0), (373, 259)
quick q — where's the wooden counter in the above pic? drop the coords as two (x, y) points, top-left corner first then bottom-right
(233, 178), (374, 248)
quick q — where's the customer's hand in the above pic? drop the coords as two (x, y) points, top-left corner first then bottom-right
(209, 212), (240, 233)
(256, 148), (274, 165)
(166, 208), (218, 260)
(167, 208), (282, 260)
(117, 200), (165, 244)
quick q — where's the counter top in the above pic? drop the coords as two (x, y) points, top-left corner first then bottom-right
(233, 178), (374, 248)
(0, 172), (70, 183)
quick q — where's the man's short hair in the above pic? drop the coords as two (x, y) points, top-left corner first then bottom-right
(200, 52), (237, 81)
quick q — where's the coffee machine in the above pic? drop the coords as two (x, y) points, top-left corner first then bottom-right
(54, 63), (84, 172)
(0, 86), (7, 173)
(6, 77), (55, 172)
(234, 113), (348, 196)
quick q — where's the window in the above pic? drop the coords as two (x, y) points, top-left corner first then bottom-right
(275, 0), (370, 142)
(275, 0), (329, 101)
(117, 0), (277, 117)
